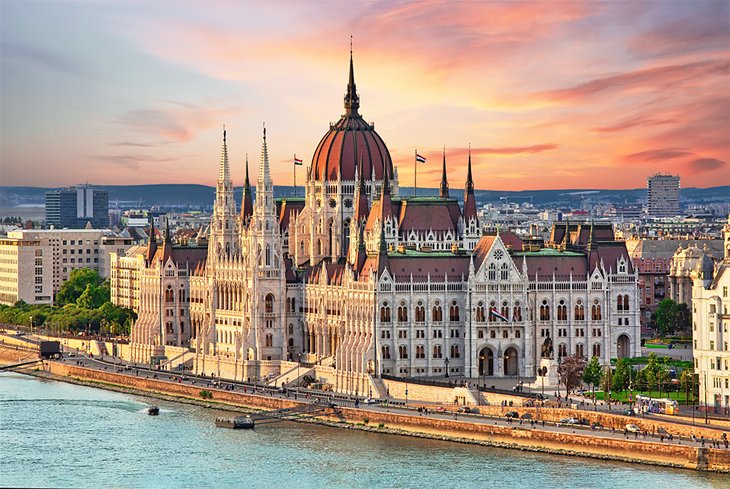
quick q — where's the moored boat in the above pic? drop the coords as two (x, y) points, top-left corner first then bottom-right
(215, 415), (255, 429)
(148, 406), (160, 416)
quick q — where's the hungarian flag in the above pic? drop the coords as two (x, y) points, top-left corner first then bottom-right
(490, 308), (509, 322)
(294, 157), (303, 166)
(415, 154), (426, 163)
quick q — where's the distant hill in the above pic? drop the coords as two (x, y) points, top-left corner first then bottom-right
(1, 184), (727, 210)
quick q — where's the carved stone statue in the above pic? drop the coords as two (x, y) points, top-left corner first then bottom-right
(541, 335), (554, 359)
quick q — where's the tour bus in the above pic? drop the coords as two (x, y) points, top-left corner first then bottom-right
(635, 395), (679, 415)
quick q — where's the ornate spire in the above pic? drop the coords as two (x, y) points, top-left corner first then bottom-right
(259, 123), (271, 187)
(164, 216), (171, 242)
(219, 125), (231, 184)
(344, 36), (360, 116)
(146, 217), (157, 263)
(439, 146), (449, 198)
(466, 143), (474, 193)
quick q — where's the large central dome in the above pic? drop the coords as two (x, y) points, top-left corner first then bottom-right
(311, 52), (393, 182)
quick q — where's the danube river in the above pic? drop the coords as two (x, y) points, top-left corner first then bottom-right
(0, 373), (725, 488)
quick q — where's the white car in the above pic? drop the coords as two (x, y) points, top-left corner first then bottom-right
(626, 424), (641, 434)
(362, 398), (378, 405)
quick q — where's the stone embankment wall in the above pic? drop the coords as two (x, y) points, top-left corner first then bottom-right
(44, 362), (298, 411)
(37, 361), (730, 473)
(381, 378), (525, 406)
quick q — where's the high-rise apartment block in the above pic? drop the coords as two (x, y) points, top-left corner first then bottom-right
(647, 174), (680, 217)
(45, 185), (109, 229)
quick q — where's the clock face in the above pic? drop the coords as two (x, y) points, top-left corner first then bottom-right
(329, 199), (337, 208)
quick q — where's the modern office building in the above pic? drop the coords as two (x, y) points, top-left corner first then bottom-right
(45, 185), (109, 229)
(647, 174), (680, 217)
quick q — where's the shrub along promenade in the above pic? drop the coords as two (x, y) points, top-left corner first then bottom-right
(3, 349), (727, 474)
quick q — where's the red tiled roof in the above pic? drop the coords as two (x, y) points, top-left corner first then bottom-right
(277, 199), (304, 230)
(398, 199), (461, 233)
(472, 235), (497, 271)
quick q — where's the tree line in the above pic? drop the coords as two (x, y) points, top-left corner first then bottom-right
(0, 268), (136, 336)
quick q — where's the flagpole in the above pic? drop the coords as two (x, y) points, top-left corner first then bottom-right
(414, 149), (417, 197)
(294, 153), (297, 198)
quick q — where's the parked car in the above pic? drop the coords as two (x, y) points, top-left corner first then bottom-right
(457, 406), (472, 414)
(362, 398), (378, 405)
(435, 406), (446, 413)
(560, 417), (578, 425)
(505, 411), (519, 418)
(626, 424), (641, 433)
(520, 413), (533, 420)
(623, 409), (636, 416)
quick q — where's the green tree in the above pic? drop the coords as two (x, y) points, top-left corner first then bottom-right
(56, 269), (105, 306)
(76, 283), (107, 309)
(654, 299), (691, 337)
(612, 358), (633, 393)
(582, 356), (602, 397)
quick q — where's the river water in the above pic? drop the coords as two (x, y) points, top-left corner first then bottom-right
(0, 373), (725, 488)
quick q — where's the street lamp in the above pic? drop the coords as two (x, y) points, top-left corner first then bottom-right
(445, 357), (450, 378)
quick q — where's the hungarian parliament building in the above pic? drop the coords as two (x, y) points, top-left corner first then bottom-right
(110, 53), (641, 395)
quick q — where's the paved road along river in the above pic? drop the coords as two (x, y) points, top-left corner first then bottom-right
(1, 372), (727, 489)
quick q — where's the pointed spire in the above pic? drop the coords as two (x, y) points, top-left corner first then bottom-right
(259, 123), (271, 187)
(146, 217), (157, 262)
(439, 145), (449, 198)
(241, 154), (253, 224)
(344, 36), (360, 116)
(463, 144), (478, 224)
(164, 217), (171, 242)
(219, 125), (231, 184)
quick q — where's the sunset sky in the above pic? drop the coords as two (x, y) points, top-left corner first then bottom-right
(1, 0), (729, 190)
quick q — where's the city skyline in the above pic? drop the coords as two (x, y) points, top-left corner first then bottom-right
(1, 0), (729, 190)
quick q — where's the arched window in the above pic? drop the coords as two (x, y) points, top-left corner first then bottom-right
(576, 343), (584, 358)
(488, 301), (496, 322)
(450, 344), (460, 358)
(291, 297), (296, 312)
(449, 301), (460, 322)
(288, 324), (294, 335)
(433, 344), (443, 359)
(623, 294), (630, 312)
(415, 303), (425, 322)
(501, 301), (510, 320)
(591, 300), (602, 321)
(165, 286), (174, 303)
(265, 294), (274, 313)
(513, 303), (522, 322)
(574, 300), (585, 321)
(416, 345), (425, 359)
(540, 300), (550, 321)
(380, 304), (391, 322)
(500, 262), (509, 280)
(432, 304), (443, 322)
(592, 343), (601, 358)
(488, 263), (497, 281)
(265, 334), (273, 347)
(616, 295), (623, 311)
(398, 345), (408, 359)
(558, 343), (567, 359)
(476, 303), (486, 322)
(265, 245), (272, 266)
(397, 303), (408, 322)
(382, 345), (391, 359)
(557, 300), (567, 321)
(317, 239), (322, 256)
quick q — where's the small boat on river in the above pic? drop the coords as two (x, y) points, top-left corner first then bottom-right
(148, 406), (160, 416)
(215, 415), (255, 429)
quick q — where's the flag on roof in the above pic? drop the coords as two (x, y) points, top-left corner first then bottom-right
(415, 154), (426, 163)
(490, 308), (509, 322)
(294, 157), (303, 166)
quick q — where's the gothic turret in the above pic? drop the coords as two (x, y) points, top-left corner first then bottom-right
(208, 127), (238, 260)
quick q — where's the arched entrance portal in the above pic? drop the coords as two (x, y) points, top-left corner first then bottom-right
(478, 347), (494, 376)
(504, 347), (518, 376)
(617, 334), (630, 359)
